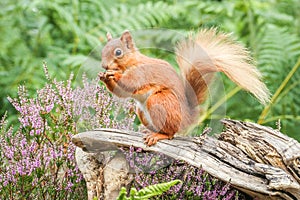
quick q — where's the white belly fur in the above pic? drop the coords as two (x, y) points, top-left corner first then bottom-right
(133, 89), (155, 128)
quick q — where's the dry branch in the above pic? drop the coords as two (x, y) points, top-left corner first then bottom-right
(72, 119), (300, 200)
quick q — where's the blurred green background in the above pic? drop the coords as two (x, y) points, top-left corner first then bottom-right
(1, 0), (299, 140)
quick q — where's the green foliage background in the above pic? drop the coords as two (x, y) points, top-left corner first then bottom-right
(1, 0), (300, 140)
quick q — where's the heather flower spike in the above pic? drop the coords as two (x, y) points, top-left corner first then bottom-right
(0, 64), (136, 199)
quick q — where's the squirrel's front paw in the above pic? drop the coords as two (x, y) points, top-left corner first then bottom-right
(106, 70), (122, 81)
(98, 72), (107, 81)
(98, 71), (116, 81)
(104, 70), (115, 81)
(99, 70), (122, 83)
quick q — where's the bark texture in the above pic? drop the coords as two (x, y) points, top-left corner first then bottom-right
(72, 119), (300, 200)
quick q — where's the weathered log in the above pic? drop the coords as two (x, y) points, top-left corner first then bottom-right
(75, 147), (132, 200)
(72, 119), (300, 200)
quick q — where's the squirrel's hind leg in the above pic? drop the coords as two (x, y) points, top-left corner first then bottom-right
(136, 90), (183, 146)
(136, 108), (170, 146)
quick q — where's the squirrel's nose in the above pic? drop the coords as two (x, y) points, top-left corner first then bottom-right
(102, 63), (108, 70)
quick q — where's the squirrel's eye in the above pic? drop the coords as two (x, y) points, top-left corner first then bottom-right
(114, 48), (123, 57)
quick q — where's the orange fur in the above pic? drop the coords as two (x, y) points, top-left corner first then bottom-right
(176, 28), (270, 104)
(100, 29), (270, 146)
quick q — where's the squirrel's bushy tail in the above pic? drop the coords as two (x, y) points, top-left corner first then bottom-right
(176, 28), (270, 106)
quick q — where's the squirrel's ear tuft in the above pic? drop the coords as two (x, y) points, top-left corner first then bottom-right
(120, 30), (135, 50)
(106, 32), (112, 41)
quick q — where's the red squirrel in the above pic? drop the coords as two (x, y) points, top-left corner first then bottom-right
(99, 29), (270, 146)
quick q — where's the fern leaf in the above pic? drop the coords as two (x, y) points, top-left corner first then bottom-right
(257, 25), (300, 71)
(135, 180), (182, 199)
(116, 187), (128, 200)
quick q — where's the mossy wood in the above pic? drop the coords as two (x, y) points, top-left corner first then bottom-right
(72, 119), (300, 200)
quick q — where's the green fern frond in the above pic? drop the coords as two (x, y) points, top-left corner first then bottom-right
(257, 25), (300, 71)
(88, 1), (176, 39)
(256, 24), (300, 128)
(117, 187), (128, 200)
(116, 179), (182, 200)
(258, 58), (300, 124)
(136, 179), (181, 199)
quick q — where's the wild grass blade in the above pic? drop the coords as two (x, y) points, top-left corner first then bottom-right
(258, 57), (300, 124)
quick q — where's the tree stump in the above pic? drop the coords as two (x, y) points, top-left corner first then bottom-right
(72, 119), (300, 200)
